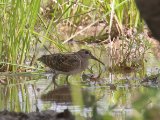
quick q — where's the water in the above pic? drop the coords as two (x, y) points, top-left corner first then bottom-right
(0, 47), (160, 120)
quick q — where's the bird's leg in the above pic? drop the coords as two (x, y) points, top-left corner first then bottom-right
(65, 75), (70, 85)
(52, 73), (59, 87)
(44, 73), (58, 91)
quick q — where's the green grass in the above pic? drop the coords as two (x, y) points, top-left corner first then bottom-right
(0, 0), (143, 72)
(0, 1), (158, 119)
(0, 0), (41, 71)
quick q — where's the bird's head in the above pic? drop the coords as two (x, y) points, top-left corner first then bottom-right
(77, 49), (105, 65)
(37, 55), (47, 63)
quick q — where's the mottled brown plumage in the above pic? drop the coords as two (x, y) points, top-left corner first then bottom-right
(38, 49), (104, 85)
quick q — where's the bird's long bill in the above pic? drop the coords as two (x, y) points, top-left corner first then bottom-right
(91, 54), (105, 66)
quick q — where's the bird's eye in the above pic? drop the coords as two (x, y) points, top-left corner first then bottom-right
(85, 51), (89, 54)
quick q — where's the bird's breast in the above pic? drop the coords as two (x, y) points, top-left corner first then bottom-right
(80, 58), (89, 70)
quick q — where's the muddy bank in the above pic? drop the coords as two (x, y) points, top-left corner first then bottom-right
(0, 109), (75, 120)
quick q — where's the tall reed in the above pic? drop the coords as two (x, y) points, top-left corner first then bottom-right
(0, 0), (41, 71)
(0, 0), (142, 72)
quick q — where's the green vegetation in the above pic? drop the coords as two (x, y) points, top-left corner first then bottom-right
(0, 0), (159, 120)
(0, 0), (143, 71)
(0, 0), (41, 71)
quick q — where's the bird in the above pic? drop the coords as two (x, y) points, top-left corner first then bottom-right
(135, 0), (160, 40)
(38, 49), (105, 86)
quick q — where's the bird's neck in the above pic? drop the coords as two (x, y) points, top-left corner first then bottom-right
(77, 55), (89, 69)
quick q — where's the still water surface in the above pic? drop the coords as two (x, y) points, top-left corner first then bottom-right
(0, 48), (160, 119)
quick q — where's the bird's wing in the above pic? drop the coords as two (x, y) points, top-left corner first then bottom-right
(49, 53), (81, 72)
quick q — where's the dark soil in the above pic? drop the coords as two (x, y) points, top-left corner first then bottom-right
(0, 109), (75, 120)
